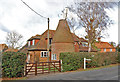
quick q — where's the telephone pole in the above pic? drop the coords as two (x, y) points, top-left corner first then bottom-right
(47, 18), (50, 62)
(21, 0), (50, 62)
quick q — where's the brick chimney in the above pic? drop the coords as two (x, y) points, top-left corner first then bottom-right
(98, 37), (101, 42)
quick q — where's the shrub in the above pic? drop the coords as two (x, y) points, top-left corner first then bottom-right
(117, 52), (120, 63)
(2, 51), (26, 78)
(60, 52), (118, 72)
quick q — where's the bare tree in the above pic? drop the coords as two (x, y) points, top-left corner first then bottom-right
(6, 31), (23, 49)
(62, 7), (79, 34)
(67, 17), (79, 34)
(68, 2), (116, 52)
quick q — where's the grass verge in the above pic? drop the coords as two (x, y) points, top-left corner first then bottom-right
(1, 77), (27, 80)
(69, 63), (119, 72)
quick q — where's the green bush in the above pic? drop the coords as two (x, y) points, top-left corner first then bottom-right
(2, 51), (26, 78)
(60, 52), (118, 72)
(117, 52), (120, 63)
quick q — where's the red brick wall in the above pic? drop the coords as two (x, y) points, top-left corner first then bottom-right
(74, 42), (79, 52)
(35, 39), (39, 44)
(51, 43), (75, 61)
(28, 51), (51, 62)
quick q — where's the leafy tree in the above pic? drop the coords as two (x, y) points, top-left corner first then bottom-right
(6, 31), (23, 49)
(68, 2), (116, 52)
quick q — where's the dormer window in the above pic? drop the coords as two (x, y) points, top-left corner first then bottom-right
(28, 41), (31, 47)
(32, 39), (35, 45)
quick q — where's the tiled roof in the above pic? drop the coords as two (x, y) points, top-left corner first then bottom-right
(79, 38), (88, 42)
(29, 30), (55, 50)
(0, 44), (8, 52)
(71, 33), (80, 42)
(71, 33), (88, 42)
(19, 43), (29, 54)
(28, 34), (41, 41)
(20, 19), (88, 52)
(52, 19), (74, 43)
(5, 48), (18, 52)
(95, 42), (115, 49)
(41, 30), (55, 39)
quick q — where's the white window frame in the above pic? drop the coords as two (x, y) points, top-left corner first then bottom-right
(104, 48), (106, 52)
(110, 49), (112, 52)
(41, 51), (48, 57)
(51, 54), (57, 60)
(32, 39), (35, 45)
(28, 41), (31, 47)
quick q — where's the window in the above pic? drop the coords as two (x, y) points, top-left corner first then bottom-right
(104, 48), (106, 52)
(51, 54), (56, 60)
(32, 40), (35, 45)
(82, 42), (88, 47)
(41, 51), (48, 57)
(28, 41), (31, 47)
(110, 49), (112, 52)
(27, 54), (30, 63)
(74, 42), (76, 45)
(49, 38), (52, 44)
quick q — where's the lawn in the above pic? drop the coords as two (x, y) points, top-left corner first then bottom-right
(37, 66), (58, 71)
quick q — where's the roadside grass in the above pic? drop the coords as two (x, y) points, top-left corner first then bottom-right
(64, 63), (119, 73)
(75, 63), (119, 72)
(1, 77), (27, 80)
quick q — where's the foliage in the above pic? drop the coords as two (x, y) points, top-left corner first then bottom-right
(60, 52), (118, 72)
(117, 52), (120, 63)
(2, 52), (26, 78)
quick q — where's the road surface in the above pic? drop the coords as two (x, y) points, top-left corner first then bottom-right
(27, 65), (119, 80)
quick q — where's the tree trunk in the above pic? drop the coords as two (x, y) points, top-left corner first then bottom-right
(88, 43), (91, 52)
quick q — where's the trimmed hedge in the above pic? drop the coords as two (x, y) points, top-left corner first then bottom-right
(60, 52), (119, 72)
(2, 51), (26, 78)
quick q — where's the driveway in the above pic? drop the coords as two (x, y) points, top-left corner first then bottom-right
(27, 65), (119, 80)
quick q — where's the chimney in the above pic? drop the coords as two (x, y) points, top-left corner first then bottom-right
(98, 37), (101, 42)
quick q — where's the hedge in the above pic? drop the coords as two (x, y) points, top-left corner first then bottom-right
(60, 52), (119, 72)
(2, 51), (26, 78)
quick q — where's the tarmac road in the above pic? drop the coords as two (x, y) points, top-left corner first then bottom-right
(27, 65), (119, 80)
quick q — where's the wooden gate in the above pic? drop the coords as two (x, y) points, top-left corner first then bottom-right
(24, 60), (61, 76)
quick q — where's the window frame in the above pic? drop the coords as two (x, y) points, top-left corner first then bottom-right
(104, 48), (106, 52)
(32, 39), (35, 45)
(110, 49), (112, 52)
(28, 41), (31, 47)
(41, 51), (48, 57)
(51, 54), (57, 60)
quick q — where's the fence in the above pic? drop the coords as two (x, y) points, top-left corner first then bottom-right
(25, 60), (61, 76)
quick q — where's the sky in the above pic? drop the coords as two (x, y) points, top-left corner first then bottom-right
(0, 0), (119, 47)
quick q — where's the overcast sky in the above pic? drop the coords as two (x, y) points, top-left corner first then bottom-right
(0, 0), (119, 46)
